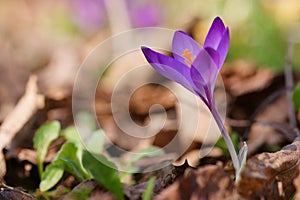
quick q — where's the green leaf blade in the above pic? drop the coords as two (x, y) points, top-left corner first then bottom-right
(54, 142), (89, 180)
(215, 133), (239, 156)
(33, 121), (61, 176)
(60, 126), (82, 145)
(40, 164), (64, 192)
(85, 129), (106, 155)
(142, 176), (156, 200)
(82, 150), (124, 200)
(39, 142), (89, 192)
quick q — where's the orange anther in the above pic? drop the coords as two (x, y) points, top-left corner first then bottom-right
(182, 48), (195, 67)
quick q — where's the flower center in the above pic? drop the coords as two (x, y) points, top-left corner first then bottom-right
(182, 48), (195, 67)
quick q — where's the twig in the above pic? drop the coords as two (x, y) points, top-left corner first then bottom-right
(227, 118), (251, 127)
(0, 75), (44, 150)
(0, 152), (5, 181)
(0, 75), (44, 179)
(284, 40), (300, 136)
(254, 120), (297, 142)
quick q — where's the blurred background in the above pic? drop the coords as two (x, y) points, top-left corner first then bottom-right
(0, 0), (300, 148)
(1, 0), (300, 103)
(1, 0), (300, 190)
(0, 0), (300, 161)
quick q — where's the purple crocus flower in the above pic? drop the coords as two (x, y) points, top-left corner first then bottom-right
(141, 17), (229, 107)
(141, 17), (247, 181)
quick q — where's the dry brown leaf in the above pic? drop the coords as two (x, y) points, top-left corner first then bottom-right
(237, 136), (300, 199)
(158, 137), (300, 200)
(130, 84), (176, 115)
(294, 164), (300, 200)
(174, 150), (200, 167)
(0, 185), (37, 200)
(247, 94), (288, 155)
(156, 164), (234, 200)
(174, 148), (223, 167)
(191, 165), (234, 200)
(221, 60), (275, 96)
(62, 180), (115, 200)
(155, 181), (180, 200)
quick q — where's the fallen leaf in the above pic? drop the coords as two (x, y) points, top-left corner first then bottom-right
(129, 84), (176, 115)
(221, 60), (275, 96)
(237, 136), (300, 199)
(0, 185), (37, 200)
(246, 94), (288, 155)
(294, 164), (300, 200)
(156, 163), (234, 200)
(62, 180), (115, 200)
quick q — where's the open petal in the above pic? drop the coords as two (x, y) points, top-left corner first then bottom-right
(172, 31), (201, 65)
(204, 17), (225, 50)
(216, 28), (230, 68)
(141, 46), (197, 94)
(190, 49), (218, 95)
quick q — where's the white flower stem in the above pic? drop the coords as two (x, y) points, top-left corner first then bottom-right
(210, 104), (240, 176)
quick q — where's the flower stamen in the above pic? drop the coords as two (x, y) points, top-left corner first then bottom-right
(182, 48), (195, 67)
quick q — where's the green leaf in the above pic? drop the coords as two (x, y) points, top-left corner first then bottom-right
(39, 142), (90, 192)
(215, 133), (239, 156)
(54, 142), (89, 180)
(40, 164), (64, 192)
(33, 121), (61, 177)
(82, 150), (124, 200)
(236, 142), (248, 182)
(120, 146), (164, 181)
(131, 146), (164, 164)
(293, 82), (300, 111)
(60, 157), (86, 180)
(142, 177), (156, 200)
(238, 142), (248, 167)
(85, 129), (106, 155)
(75, 111), (97, 132)
(63, 181), (94, 200)
(60, 126), (82, 146)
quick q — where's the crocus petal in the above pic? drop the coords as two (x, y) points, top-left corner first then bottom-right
(191, 49), (218, 96)
(172, 31), (201, 65)
(204, 17), (225, 50)
(204, 47), (220, 68)
(216, 27), (230, 68)
(141, 46), (197, 94)
(189, 66), (208, 104)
